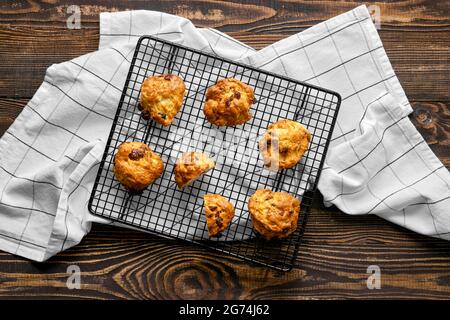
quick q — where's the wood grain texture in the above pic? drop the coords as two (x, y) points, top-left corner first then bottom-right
(0, 27), (448, 100)
(0, 0), (449, 300)
(410, 102), (450, 168)
(1, 1), (449, 27)
(411, 102), (449, 146)
(0, 1), (449, 99)
(0, 98), (26, 134)
(2, 204), (450, 300)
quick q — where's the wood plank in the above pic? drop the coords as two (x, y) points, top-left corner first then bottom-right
(0, 26), (448, 100)
(0, 98), (26, 134)
(410, 102), (449, 148)
(0, 1), (449, 28)
(0, 1), (449, 100)
(1, 204), (450, 299)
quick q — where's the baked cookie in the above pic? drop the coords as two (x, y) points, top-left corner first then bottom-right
(114, 141), (164, 192)
(259, 119), (311, 171)
(203, 194), (235, 237)
(203, 78), (254, 126)
(248, 189), (300, 240)
(174, 152), (215, 188)
(139, 74), (186, 126)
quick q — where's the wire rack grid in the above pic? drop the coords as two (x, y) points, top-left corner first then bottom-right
(88, 35), (341, 271)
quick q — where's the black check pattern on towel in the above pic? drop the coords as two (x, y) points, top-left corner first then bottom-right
(89, 36), (341, 271)
(248, 9), (449, 239)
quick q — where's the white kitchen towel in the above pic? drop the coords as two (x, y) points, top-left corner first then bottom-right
(0, 5), (448, 262)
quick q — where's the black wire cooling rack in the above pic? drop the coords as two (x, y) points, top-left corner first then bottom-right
(88, 35), (341, 271)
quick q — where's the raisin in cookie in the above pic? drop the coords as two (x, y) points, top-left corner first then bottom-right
(114, 141), (164, 192)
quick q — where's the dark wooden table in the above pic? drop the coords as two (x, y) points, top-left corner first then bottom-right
(0, 0), (449, 300)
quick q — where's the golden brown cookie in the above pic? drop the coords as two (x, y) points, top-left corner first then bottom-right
(248, 189), (300, 240)
(139, 74), (186, 126)
(203, 194), (235, 237)
(113, 141), (164, 192)
(174, 152), (215, 188)
(203, 78), (254, 126)
(259, 119), (311, 171)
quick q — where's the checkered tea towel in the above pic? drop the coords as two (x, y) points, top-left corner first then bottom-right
(0, 5), (448, 261)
